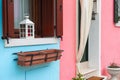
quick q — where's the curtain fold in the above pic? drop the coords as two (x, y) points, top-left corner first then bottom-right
(76, 0), (93, 73)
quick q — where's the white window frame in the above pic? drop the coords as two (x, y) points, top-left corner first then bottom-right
(76, 0), (101, 78)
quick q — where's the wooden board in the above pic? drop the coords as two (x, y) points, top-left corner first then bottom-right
(87, 76), (104, 80)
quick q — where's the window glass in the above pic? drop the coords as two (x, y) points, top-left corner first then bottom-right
(14, 0), (30, 28)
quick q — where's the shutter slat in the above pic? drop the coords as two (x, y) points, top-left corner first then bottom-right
(7, 0), (14, 37)
(56, 0), (63, 37)
(31, 0), (42, 37)
(36, 0), (42, 37)
(42, 0), (54, 37)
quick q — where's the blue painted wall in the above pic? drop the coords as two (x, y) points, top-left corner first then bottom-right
(0, 0), (60, 80)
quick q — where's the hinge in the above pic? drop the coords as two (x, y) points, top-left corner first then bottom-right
(54, 26), (56, 29)
(57, 36), (63, 41)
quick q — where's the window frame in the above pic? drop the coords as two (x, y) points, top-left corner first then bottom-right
(2, 0), (63, 47)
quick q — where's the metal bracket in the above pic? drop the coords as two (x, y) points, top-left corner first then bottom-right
(13, 58), (18, 61)
(12, 53), (17, 55)
(1, 36), (9, 44)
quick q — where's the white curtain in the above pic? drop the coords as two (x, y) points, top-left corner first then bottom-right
(76, 0), (93, 73)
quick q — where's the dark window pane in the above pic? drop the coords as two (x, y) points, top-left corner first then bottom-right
(80, 39), (88, 62)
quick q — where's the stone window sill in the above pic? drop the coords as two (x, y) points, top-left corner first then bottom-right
(4, 38), (58, 47)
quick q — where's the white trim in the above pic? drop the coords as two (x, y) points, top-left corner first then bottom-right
(99, 0), (101, 75)
(96, 0), (99, 13)
(76, 0), (79, 52)
(4, 38), (58, 47)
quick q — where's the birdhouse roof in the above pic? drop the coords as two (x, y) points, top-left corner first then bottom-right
(20, 16), (34, 24)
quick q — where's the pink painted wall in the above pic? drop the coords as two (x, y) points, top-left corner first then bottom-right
(102, 0), (120, 76)
(60, 0), (76, 80)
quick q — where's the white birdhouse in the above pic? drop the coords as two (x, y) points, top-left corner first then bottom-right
(19, 16), (34, 39)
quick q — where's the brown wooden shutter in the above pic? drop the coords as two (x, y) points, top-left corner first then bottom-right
(56, 0), (63, 37)
(41, 0), (54, 37)
(2, 0), (15, 38)
(31, 0), (42, 37)
(31, 0), (63, 38)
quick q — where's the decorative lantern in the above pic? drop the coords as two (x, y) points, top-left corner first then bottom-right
(19, 16), (34, 39)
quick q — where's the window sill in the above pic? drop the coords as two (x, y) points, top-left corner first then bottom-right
(77, 62), (97, 78)
(115, 21), (120, 26)
(77, 62), (97, 75)
(80, 68), (96, 75)
(4, 38), (58, 47)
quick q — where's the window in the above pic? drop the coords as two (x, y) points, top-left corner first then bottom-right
(2, 0), (63, 39)
(76, 0), (101, 77)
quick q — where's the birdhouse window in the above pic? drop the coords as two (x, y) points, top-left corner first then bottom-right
(27, 25), (34, 37)
(20, 24), (26, 38)
(20, 24), (34, 38)
(28, 25), (33, 37)
(2, 0), (63, 47)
